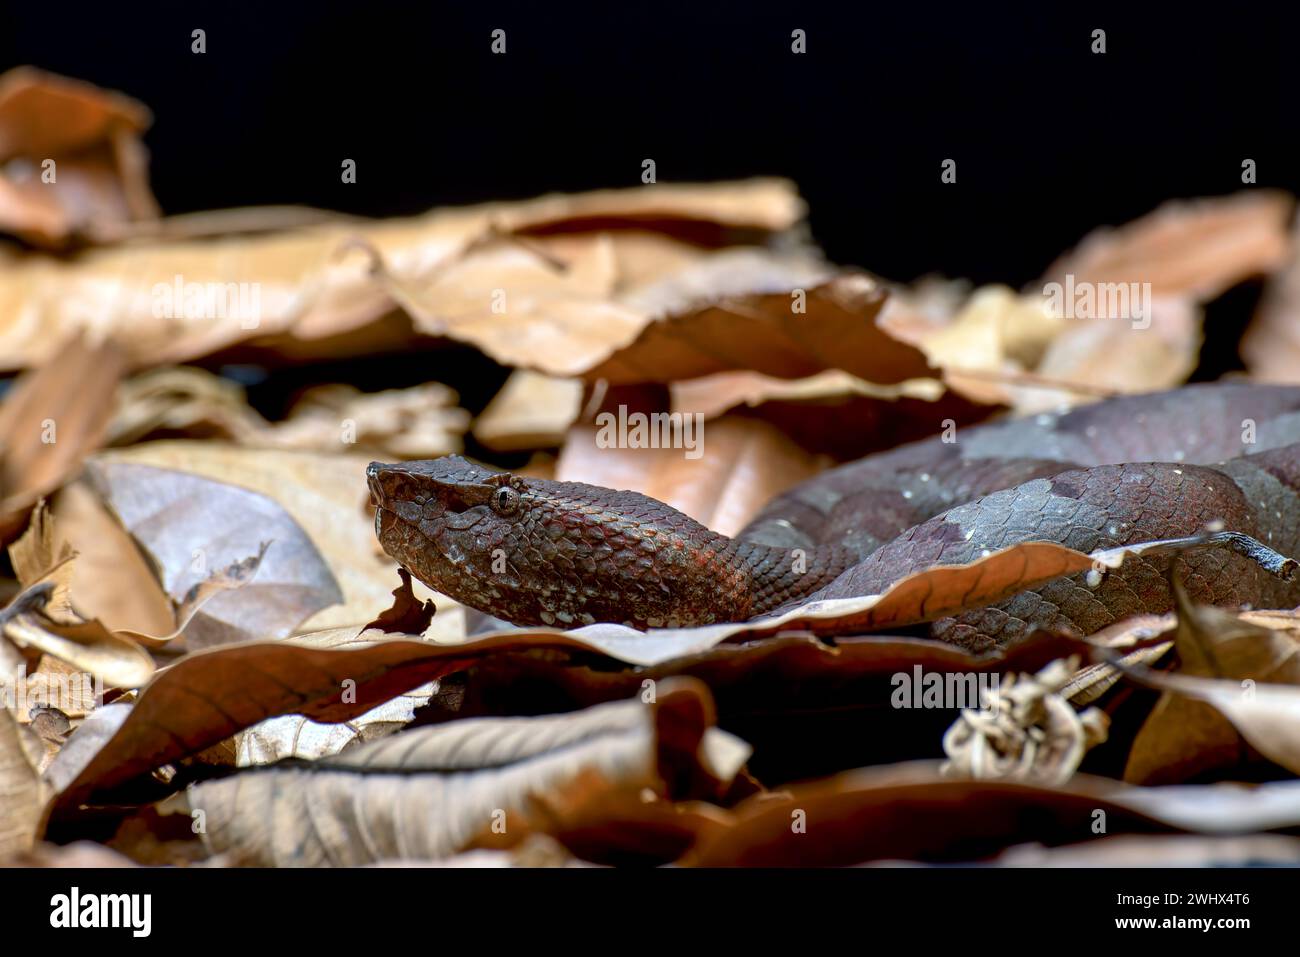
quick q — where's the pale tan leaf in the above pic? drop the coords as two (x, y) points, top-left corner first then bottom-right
(1122, 597), (1300, 782)
(94, 442), (457, 635)
(0, 562), (156, 689)
(1043, 190), (1293, 300)
(1242, 212), (1300, 382)
(0, 707), (46, 860)
(87, 461), (342, 648)
(236, 684), (435, 766)
(0, 179), (802, 372)
(473, 371), (584, 452)
(44, 701), (132, 795)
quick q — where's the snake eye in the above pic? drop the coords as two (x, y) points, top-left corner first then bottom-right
(491, 486), (520, 515)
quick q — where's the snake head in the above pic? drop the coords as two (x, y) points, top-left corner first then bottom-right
(368, 455), (554, 624)
(368, 456), (525, 520)
(366, 454), (756, 630)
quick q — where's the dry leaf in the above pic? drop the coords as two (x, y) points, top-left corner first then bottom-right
(584, 269), (929, 385)
(269, 383), (469, 458)
(1242, 211), (1300, 382)
(0, 577), (156, 689)
(48, 479), (178, 636)
(1043, 191), (1294, 301)
(44, 701), (132, 795)
(5, 512), (155, 688)
(1122, 596), (1300, 782)
(419, 629), (1086, 786)
(186, 679), (747, 865)
(0, 67), (159, 247)
(0, 179), (803, 372)
(670, 370), (997, 460)
(49, 537), (1147, 804)
(364, 568), (435, 636)
(51, 624), (760, 803)
(1025, 296), (1202, 413)
(555, 416), (828, 537)
(0, 708), (46, 860)
(87, 461), (342, 648)
(235, 685), (435, 766)
(93, 441), (454, 635)
(473, 370), (585, 452)
(110, 368), (470, 459)
(0, 333), (125, 541)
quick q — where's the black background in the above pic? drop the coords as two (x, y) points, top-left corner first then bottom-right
(4, 1), (1295, 283)
(0, 1), (1295, 393)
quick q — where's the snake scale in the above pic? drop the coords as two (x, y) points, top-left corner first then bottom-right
(369, 382), (1300, 651)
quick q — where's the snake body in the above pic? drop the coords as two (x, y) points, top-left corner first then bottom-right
(370, 382), (1300, 648)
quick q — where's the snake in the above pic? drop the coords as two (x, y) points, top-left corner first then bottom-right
(368, 381), (1300, 650)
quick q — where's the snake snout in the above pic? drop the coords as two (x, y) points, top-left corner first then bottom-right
(367, 461), (394, 507)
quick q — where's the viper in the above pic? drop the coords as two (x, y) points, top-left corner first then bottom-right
(368, 382), (1300, 650)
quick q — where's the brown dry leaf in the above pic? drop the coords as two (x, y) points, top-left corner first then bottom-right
(364, 568), (435, 636)
(1242, 212), (1300, 382)
(44, 701), (132, 795)
(21, 656), (102, 722)
(48, 479), (175, 635)
(0, 707), (47, 860)
(106, 366), (270, 447)
(888, 285), (1067, 406)
(0, 577), (156, 690)
(882, 281), (1187, 413)
(111, 368), (469, 459)
(670, 370), (999, 460)
(122, 545), (272, 648)
(87, 461), (342, 649)
(1043, 190), (1294, 300)
(422, 630), (1086, 786)
(1128, 670), (1300, 780)
(185, 680), (747, 865)
(683, 758), (1300, 866)
(556, 416), (828, 537)
(1023, 296), (1202, 413)
(672, 370), (944, 419)
(371, 243), (881, 380)
(0, 332), (125, 541)
(1123, 594), (1300, 783)
(468, 766), (740, 866)
(583, 268), (929, 385)
(93, 442), (454, 635)
(0, 67), (159, 247)
(0, 179), (802, 372)
(1062, 613), (1174, 705)
(683, 760), (1161, 866)
(473, 370), (585, 452)
(269, 383), (469, 458)
(4, 507), (155, 689)
(49, 624), (748, 804)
